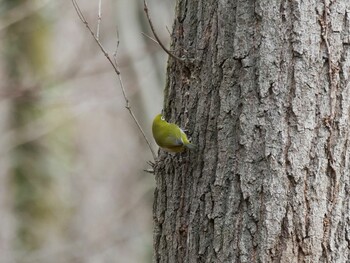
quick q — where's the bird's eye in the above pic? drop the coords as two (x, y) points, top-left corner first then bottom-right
(161, 116), (165, 121)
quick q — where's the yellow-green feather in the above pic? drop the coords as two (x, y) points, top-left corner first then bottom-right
(152, 114), (195, 152)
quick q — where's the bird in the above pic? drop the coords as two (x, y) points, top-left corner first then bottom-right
(152, 113), (196, 153)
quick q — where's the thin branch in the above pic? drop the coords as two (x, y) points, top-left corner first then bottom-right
(96, 0), (102, 40)
(141, 32), (159, 45)
(166, 25), (171, 36)
(143, 0), (184, 63)
(71, 0), (157, 160)
(113, 27), (120, 57)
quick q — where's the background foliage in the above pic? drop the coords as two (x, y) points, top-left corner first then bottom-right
(0, 0), (172, 262)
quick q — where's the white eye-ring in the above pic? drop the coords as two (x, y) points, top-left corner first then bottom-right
(161, 116), (165, 121)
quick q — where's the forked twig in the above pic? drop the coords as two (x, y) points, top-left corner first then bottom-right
(141, 32), (159, 45)
(71, 0), (157, 160)
(143, 0), (184, 63)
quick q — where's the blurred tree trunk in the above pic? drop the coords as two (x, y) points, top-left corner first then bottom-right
(3, 0), (65, 259)
(154, 0), (350, 262)
(0, 77), (15, 263)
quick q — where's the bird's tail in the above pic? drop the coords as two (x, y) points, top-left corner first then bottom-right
(185, 143), (196, 150)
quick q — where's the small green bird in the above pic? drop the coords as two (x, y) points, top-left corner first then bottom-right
(152, 114), (196, 152)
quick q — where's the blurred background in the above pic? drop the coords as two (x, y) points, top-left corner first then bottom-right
(0, 0), (173, 262)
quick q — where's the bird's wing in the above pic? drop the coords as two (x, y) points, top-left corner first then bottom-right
(162, 124), (184, 147)
(164, 134), (183, 146)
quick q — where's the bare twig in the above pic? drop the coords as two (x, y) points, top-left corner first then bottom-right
(113, 28), (120, 57)
(141, 32), (159, 45)
(96, 0), (102, 40)
(71, 0), (157, 160)
(143, 0), (184, 63)
(166, 25), (171, 36)
(143, 161), (155, 174)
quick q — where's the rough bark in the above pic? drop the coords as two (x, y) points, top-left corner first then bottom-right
(153, 0), (350, 262)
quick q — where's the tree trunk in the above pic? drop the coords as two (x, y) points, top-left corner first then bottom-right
(153, 0), (350, 262)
